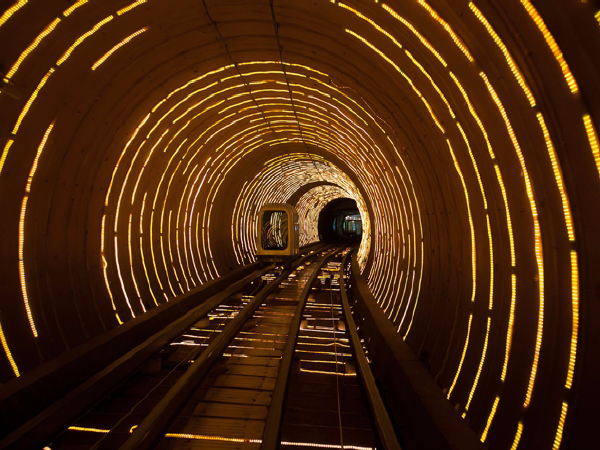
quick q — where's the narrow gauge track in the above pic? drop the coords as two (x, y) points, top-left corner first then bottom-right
(47, 246), (401, 450)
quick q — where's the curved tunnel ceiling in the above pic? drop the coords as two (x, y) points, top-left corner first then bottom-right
(1, 0), (600, 448)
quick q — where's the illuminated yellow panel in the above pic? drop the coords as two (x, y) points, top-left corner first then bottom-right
(468, 2), (535, 107)
(5, 18), (61, 80)
(519, 0), (578, 93)
(0, 1), (27, 29)
(117, 0), (147, 16)
(92, 28), (147, 70)
(415, 0), (474, 61)
(56, 16), (114, 66)
(583, 114), (600, 180)
(19, 122), (54, 338)
(552, 401), (569, 450)
(536, 112), (574, 241)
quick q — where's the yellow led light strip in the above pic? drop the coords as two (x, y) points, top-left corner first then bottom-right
(445, 138), (476, 398)
(4, 18), (61, 80)
(0, 317), (19, 376)
(512, 422), (524, 450)
(63, 0), (88, 17)
(338, 3), (404, 49)
(416, 0), (474, 62)
(536, 112), (574, 241)
(117, 0), (147, 16)
(0, 0), (27, 29)
(19, 122), (54, 338)
(462, 215), (494, 415)
(480, 72), (545, 449)
(468, 2), (535, 107)
(69, 425), (375, 449)
(0, 140), (14, 175)
(583, 114), (600, 180)
(381, 3), (447, 67)
(345, 29), (445, 133)
(12, 68), (54, 135)
(56, 16), (114, 66)
(519, 0), (578, 93)
(481, 396), (500, 442)
(552, 401), (569, 449)
(92, 27), (148, 71)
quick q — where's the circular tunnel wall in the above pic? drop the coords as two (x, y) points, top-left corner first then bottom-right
(0, 1), (599, 449)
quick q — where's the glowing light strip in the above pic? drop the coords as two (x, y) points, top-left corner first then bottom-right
(63, 0), (88, 17)
(566, 250), (579, 388)
(92, 27), (148, 70)
(519, 0), (578, 93)
(0, 317), (19, 376)
(536, 112), (574, 241)
(463, 215), (494, 414)
(56, 16), (114, 66)
(468, 2), (535, 107)
(0, 140), (14, 175)
(416, 0), (474, 61)
(19, 122), (54, 338)
(381, 3), (447, 67)
(511, 422), (524, 450)
(0, 1), (27, 29)
(117, 0), (147, 16)
(345, 29), (445, 133)
(480, 71), (544, 411)
(338, 3), (404, 50)
(67, 425), (376, 450)
(501, 273), (517, 381)
(4, 17), (61, 80)
(552, 401), (569, 449)
(583, 114), (600, 180)
(12, 68), (54, 134)
(481, 396), (500, 441)
(445, 138), (476, 398)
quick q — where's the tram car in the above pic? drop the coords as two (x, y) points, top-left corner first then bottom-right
(256, 203), (299, 267)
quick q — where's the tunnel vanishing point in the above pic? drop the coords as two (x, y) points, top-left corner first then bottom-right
(0, 1), (599, 449)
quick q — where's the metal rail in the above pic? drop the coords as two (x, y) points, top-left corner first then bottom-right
(119, 246), (334, 450)
(260, 246), (342, 450)
(339, 249), (403, 450)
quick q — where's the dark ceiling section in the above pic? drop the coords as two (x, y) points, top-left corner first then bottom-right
(0, 0), (599, 448)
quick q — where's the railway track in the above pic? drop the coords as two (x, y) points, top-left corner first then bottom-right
(46, 245), (401, 450)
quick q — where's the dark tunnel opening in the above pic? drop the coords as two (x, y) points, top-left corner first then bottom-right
(318, 198), (362, 242)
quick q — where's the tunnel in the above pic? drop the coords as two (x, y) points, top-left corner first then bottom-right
(0, 0), (599, 449)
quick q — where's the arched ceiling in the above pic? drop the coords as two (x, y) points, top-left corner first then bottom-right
(1, 0), (599, 448)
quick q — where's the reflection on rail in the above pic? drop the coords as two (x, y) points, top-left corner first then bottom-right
(46, 245), (401, 450)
